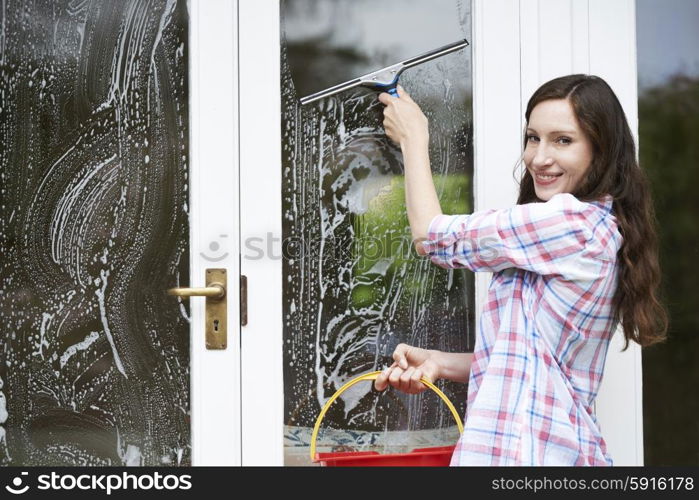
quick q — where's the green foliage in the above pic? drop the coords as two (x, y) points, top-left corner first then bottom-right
(350, 174), (470, 307)
(639, 75), (699, 465)
(353, 174), (470, 272)
(639, 75), (699, 338)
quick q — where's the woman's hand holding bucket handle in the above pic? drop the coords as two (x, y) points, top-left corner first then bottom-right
(374, 343), (474, 394)
(374, 344), (440, 394)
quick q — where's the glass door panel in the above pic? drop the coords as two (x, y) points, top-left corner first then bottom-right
(0, 0), (196, 466)
(636, 0), (699, 465)
(280, 0), (475, 465)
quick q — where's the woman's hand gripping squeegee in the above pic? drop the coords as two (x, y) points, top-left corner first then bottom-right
(299, 39), (469, 105)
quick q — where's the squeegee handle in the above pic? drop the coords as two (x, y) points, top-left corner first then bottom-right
(375, 81), (400, 97)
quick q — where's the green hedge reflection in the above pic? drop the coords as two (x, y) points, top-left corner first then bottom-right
(639, 75), (699, 465)
(352, 174), (470, 309)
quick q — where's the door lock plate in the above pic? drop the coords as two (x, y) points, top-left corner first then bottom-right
(205, 268), (227, 349)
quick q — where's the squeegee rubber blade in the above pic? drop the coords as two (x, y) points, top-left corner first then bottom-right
(402, 39), (469, 68)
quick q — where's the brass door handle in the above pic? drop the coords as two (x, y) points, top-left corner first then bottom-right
(167, 269), (227, 349)
(167, 284), (225, 299)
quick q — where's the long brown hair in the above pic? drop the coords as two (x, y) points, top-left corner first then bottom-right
(516, 74), (668, 350)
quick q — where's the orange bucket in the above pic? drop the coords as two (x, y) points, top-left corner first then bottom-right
(310, 371), (464, 466)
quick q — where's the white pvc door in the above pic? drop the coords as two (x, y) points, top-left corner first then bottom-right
(238, 0), (642, 466)
(0, 0), (239, 466)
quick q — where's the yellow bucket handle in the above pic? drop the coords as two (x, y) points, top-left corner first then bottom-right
(310, 370), (464, 461)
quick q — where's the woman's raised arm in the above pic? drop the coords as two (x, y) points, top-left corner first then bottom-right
(378, 86), (442, 245)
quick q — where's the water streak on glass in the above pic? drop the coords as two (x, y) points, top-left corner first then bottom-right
(281, 0), (475, 465)
(0, 0), (190, 465)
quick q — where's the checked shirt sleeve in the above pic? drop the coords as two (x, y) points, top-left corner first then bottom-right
(420, 193), (601, 280)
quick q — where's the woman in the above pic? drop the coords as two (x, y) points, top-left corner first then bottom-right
(374, 75), (668, 466)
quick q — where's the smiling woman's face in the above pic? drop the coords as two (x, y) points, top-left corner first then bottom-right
(523, 98), (594, 201)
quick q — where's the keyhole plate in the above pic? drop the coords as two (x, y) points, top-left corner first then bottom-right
(205, 268), (227, 349)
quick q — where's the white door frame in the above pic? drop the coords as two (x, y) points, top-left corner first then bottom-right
(189, 0), (241, 465)
(585, 0), (644, 467)
(236, 0), (643, 466)
(238, 0), (285, 466)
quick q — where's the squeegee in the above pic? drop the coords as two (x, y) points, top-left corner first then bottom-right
(299, 38), (469, 105)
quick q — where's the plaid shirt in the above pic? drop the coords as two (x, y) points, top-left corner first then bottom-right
(421, 192), (621, 466)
